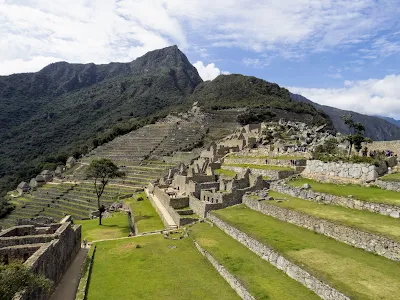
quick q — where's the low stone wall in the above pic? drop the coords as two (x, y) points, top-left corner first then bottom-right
(302, 160), (379, 183)
(270, 182), (400, 218)
(243, 196), (400, 261)
(374, 180), (400, 192)
(368, 140), (400, 156)
(224, 157), (306, 167)
(75, 246), (96, 300)
(193, 240), (255, 300)
(222, 166), (294, 180)
(207, 214), (349, 300)
(189, 196), (225, 218)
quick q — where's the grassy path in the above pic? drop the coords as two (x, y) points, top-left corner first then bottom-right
(289, 178), (400, 206)
(87, 235), (240, 300)
(190, 223), (319, 300)
(214, 205), (400, 300)
(75, 212), (130, 242)
(381, 172), (400, 182)
(124, 192), (164, 233)
(269, 191), (400, 242)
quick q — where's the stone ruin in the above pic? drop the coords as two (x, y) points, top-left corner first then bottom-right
(0, 215), (81, 300)
(148, 141), (267, 221)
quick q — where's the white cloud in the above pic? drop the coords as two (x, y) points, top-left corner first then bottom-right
(0, 0), (399, 75)
(193, 61), (229, 81)
(290, 74), (400, 119)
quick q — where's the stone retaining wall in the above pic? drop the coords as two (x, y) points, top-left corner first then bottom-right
(224, 157), (306, 167)
(374, 180), (400, 192)
(193, 240), (255, 300)
(207, 214), (349, 300)
(270, 182), (400, 218)
(243, 196), (400, 261)
(222, 166), (294, 180)
(302, 160), (379, 183)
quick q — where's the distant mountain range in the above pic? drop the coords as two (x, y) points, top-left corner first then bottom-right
(290, 93), (400, 141)
(380, 116), (400, 127)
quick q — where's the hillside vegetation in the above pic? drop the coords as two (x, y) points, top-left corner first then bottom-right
(0, 46), (201, 199)
(191, 75), (334, 129)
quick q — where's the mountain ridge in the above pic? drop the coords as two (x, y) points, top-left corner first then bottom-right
(290, 93), (400, 141)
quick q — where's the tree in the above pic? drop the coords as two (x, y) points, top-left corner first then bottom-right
(341, 114), (372, 157)
(85, 159), (124, 225)
(0, 262), (52, 300)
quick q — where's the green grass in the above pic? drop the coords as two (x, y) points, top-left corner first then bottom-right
(87, 234), (240, 300)
(289, 177), (400, 206)
(380, 172), (400, 182)
(214, 205), (400, 300)
(124, 192), (164, 233)
(75, 212), (130, 242)
(262, 176), (270, 180)
(268, 191), (400, 243)
(272, 155), (307, 160)
(190, 223), (319, 300)
(223, 163), (293, 171)
(214, 168), (237, 177)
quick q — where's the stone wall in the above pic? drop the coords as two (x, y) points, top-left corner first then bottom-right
(193, 240), (255, 300)
(243, 196), (400, 261)
(374, 180), (400, 192)
(207, 214), (349, 300)
(302, 160), (379, 183)
(189, 196), (225, 218)
(145, 188), (169, 229)
(222, 166), (294, 180)
(224, 157), (306, 167)
(368, 140), (400, 155)
(270, 182), (400, 218)
(7, 221), (82, 300)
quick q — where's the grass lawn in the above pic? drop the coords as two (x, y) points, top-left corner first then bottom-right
(190, 223), (319, 300)
(213, 205), (400, 300)
(268, 191), (400, 243)
(214, 168), (237, 177)
(87, 234), (240, 300)
(124, 192), (164, 233)
(380, 172), (400, 182)
(289, 177), (400, 206)
(75, 212), (130, 242)
(223, 163), (293, 171)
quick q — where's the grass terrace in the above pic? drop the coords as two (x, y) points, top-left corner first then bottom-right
(288, 177), (400, 206)
(380, 172), (400, 182)
(213, 205), (400, 300)
(268, 191), (400, 243)
(214, 168), (237, 177)
(87, 234), (240, 300)
(124, 192), (164, 233)
(75, 212), (130, 242)
(227, 154), (306, 160)
(190, 223), (320, 300)
(223, 163), (293, 171)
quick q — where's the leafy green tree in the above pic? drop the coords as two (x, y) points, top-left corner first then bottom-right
(85, 159), (124, 225)
(341, 114), (372, 156)
(0, 262), (52, 300)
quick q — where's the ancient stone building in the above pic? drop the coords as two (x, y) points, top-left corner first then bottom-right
(0, 216), (81, 300)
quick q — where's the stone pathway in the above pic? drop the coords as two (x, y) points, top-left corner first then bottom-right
(145, 189), (177, 229)
(49, 247), (89, 300)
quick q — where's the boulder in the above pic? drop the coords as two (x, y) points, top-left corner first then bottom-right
(301, 183), (311, 190)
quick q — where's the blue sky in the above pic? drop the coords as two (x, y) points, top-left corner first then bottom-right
(1, 0), (400, 118)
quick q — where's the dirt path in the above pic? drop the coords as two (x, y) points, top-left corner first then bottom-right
(49, 247), (88, 300)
